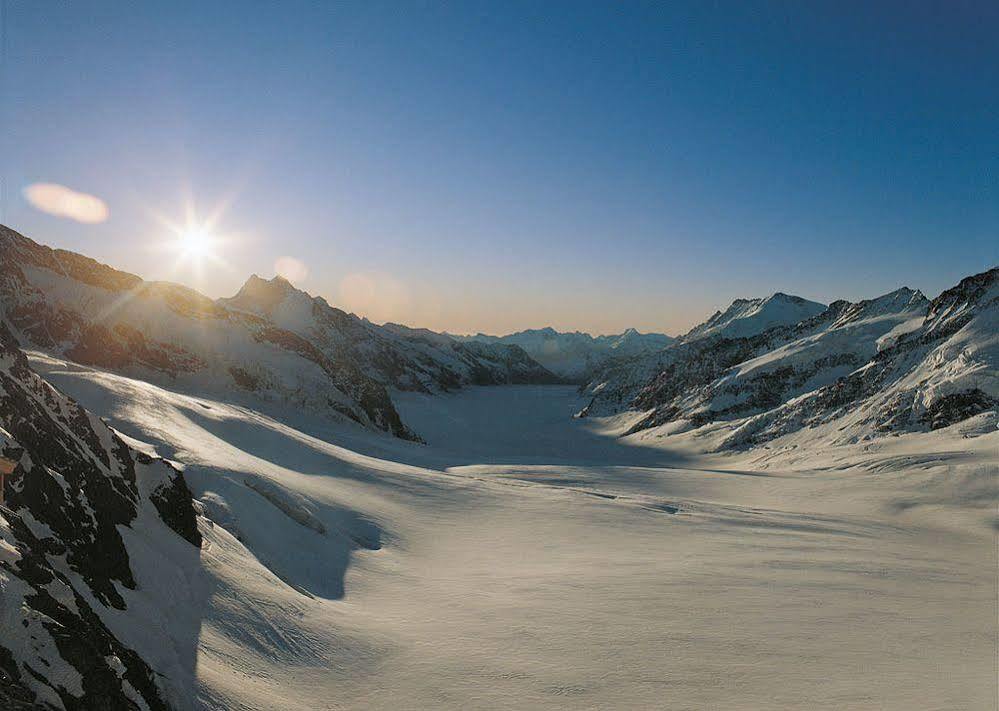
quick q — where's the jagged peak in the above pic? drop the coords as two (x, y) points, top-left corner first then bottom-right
(876, 286), (925, 302)
(929, 267), (998, 314)
(241, 272), (295, 291)
(859, 286), (927, 310)
(828, 286), (930, 329)
(221, 272), (311, 316)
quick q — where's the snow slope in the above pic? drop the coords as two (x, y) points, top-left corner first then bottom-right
(717, 268), (998, 450)
(25, 350), (998, 710)
(580, 291), (829, 416)
(0, 323), (203, 710)
(628, 287), (933, 433)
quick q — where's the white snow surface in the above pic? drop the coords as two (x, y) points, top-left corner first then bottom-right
(27, 351), (998, 711)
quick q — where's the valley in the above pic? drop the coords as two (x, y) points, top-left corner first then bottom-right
(24, 355), (999, 710)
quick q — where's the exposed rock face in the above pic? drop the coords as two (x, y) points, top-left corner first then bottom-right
(455, 327), (674, 381)
(0, 225), (558, 441)
(0, 322), (201, 710)
(919, 388), (996, 430)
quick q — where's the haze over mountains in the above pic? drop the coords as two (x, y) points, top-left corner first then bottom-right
(0, 223), (996, 710)
(454, 328), (675, 380)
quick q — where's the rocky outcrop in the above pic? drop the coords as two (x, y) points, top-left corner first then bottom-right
(0, 322), (202, 709)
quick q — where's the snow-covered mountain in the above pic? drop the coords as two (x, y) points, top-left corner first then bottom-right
(0, 225), (558, 441)
(580, 291), (829, 415)
(717, 268), (998, 449)
(219, 274), (560, 391)
(680, 292), (826, 341)
(0, 321), (202, 709)
(455, 327), (674, 380)
(580, 272), (997, 451)
(621, 287), (929, 430)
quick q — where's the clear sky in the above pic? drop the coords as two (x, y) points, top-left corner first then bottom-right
(2, 1), (996, 336)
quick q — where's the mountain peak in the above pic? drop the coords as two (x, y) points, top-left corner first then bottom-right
(875, 286), (928, 309)
(223, 272), (305, 315)
(767, 292), (807, 304)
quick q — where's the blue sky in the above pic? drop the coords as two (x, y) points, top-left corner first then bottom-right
(2, 1), (996, 334)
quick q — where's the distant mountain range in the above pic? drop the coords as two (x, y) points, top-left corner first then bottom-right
(454, 327), (675, 380)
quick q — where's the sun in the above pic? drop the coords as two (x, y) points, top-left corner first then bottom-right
(177, 228), (214, 258)
(161, 220), (229, 277)
(148, 199), (233, 279)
